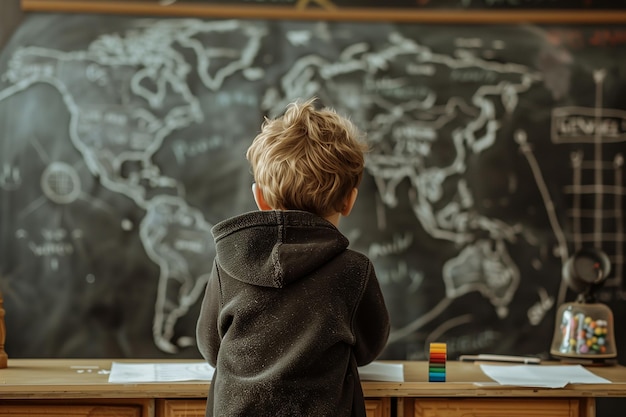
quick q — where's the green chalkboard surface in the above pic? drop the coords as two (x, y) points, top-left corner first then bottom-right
(0, 13), (625, 365)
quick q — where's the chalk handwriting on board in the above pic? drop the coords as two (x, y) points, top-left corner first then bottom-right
(0, 15), (625, 360)
(532, 68), (625, 300)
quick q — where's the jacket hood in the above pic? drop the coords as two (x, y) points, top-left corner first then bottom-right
(211, 210), (349, 288)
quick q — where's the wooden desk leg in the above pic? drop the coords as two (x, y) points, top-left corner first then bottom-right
(580, 398), (596, 417)
(0, 289), (8, 368)
(397, 398), (413, 417)
(395, 398), (403, 417)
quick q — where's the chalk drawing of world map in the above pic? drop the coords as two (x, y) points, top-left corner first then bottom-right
(260, 24), (625, 357)
(0, 15), (624, 358)
(0, 18), (267, 354)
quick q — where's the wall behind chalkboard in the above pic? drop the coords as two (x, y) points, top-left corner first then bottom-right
(0, 12), (625, 364)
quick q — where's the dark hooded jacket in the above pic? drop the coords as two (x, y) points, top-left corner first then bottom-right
(196, 210), (390, 417)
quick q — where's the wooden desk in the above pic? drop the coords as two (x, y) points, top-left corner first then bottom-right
(392, 361), (626, 417)
(0, 359), (625, 417)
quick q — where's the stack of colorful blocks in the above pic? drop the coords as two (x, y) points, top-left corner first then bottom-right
(428, 342), (447, 382)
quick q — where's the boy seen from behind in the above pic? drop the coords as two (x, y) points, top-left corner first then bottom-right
(196, 97), (391, 417)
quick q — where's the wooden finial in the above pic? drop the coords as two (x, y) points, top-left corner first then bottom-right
(0, 289), (8, 368)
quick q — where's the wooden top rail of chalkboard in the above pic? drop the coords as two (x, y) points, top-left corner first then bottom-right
(20, 0), (626, 23)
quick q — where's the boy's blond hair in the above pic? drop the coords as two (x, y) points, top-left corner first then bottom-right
(246, 98), (368, 218)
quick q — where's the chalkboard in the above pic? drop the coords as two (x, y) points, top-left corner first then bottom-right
(20, 0), (626, 23)
(0, 13), (625, 364)
(0, 1), (23, 49)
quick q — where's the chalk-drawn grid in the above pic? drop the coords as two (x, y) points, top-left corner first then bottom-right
(551, 70), (625, 294)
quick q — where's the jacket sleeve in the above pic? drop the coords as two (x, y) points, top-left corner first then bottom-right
(352, 262), (391, 366)
(195, 260), (222, 367)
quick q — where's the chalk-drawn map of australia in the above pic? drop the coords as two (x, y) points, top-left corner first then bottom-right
(0, 14), (624, 359)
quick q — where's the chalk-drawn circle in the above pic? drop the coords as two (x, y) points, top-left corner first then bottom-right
(40, 162), (82, 204)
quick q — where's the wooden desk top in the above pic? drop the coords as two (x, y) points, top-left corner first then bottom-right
(1, 359), (626, 400)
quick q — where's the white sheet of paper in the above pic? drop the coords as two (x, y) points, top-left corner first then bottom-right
(479, 364), (612, 388)
(108, 361), (404, 383)
(108, 362), (214, 383)
(359, 362), (404, 382)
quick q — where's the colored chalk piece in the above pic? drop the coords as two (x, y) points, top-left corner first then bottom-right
(428, 342), (447, 382)
(429, 361), (445, 367)
(429, 353), (447, 359)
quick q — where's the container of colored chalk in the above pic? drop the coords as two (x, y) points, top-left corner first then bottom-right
(550, 302), (616, 360)
(428, 342), (447, 382)
(550, 247), (617, 363)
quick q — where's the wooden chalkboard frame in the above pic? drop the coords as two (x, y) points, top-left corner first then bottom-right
(20, 0), (626, 23)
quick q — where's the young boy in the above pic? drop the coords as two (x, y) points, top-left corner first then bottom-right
(196, 98), (390, 417)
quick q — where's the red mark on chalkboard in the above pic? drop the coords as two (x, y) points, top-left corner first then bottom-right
(589, 30), (626, 47)
(545, 32), (563, 47)
(546, 29), (585, 49)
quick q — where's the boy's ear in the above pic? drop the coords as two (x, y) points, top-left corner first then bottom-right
(252, 183), (272, 211)
(340, 188), (358, 216)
